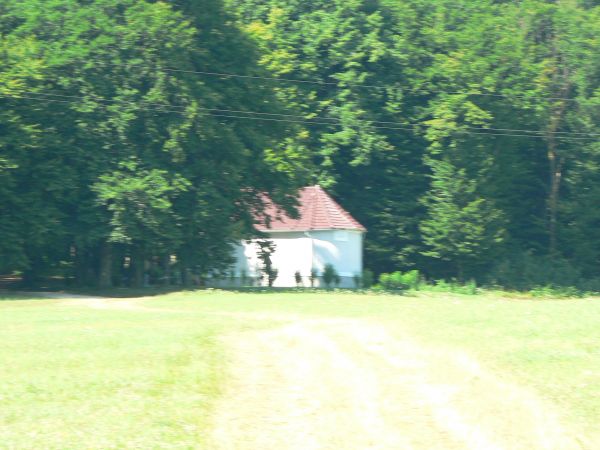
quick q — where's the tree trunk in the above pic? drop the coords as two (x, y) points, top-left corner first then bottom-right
(73, 246), (84, 286)
(547, 139), (564, 256)
(183, 267), (192, 287)
(545, 75), (571, 256)
(22, 253), (43, 287)
(162, 254), (171, 286)
(456, 260), (464, 283)
(131, 247), (145, 288)
(98, 242), (113, 288)
(73, 246), (95, 286)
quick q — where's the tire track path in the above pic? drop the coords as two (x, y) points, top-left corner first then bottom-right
(209, 318), (583, 450)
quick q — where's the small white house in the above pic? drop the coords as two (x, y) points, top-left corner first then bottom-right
(230, 185), (366, 288)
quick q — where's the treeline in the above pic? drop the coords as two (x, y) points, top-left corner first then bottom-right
(228, 0), (600, 289)
(2, 0), (600, 289)
(0, 0), (305, 287)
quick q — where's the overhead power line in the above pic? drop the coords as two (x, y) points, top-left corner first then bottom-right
(147, 66), (580, 103)
(0, 91), (415, 131)
(3, 89), (599, 138)
(1, 91), (597, 142)
(30, 46), (583, 103)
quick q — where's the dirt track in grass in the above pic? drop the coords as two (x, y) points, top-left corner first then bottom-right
(31, 293), (589, 449)
(209, 317), (585, 450)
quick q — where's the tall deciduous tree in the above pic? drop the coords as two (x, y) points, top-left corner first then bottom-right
(2, 0), (600, 288)
(0, 0), (304, 286)
(229, 0), (431, 273)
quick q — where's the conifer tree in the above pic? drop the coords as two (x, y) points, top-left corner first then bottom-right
(420, 158), (506, 280)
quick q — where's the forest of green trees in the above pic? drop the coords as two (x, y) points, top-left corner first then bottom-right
(1, 0), (600, 289)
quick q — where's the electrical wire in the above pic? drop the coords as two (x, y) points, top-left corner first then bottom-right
(75, 57), (584, 102)
(24, 40), (585, 103)
(2, 91), (596, 142)
(3, 89), (599, 138)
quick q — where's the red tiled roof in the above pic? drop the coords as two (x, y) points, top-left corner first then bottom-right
(255, 185), (366, 232)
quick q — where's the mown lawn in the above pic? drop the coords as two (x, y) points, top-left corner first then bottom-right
(1, 290), (599, 448)
(0, 295), (230, 449)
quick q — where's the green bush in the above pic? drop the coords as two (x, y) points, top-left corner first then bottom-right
(578, 278), (600, 295)
(530, 285), (584, 298)
(353, 269), (375, 289)
(240, 270), (249, 286)
(309, 268), (318, 288)
(378, 270), (421, 291)
(489, 252), (582, 290)
(322, 264), (339, 288)
(362, 269), (375, 289)
(422, 279), (478, 295)
(486, 252), (600, 295)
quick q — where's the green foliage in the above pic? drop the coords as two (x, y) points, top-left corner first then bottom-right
(578, 278), (600, 295)
(0, 0), (303, 285)
(420, 159), (506, 280)
(530, 286), (585, 299)
(228, 0), (600, 285)
(93, 160), (189, 247)
(294, 270), (303, 287)
(361, 270), (375, 289)
(423, 279), (479, 296)
(309, 268), (319, 288)
(489, 252), (582, 291)
(229, 0), (428, 274)
(3, 0), (600, 292)
(322, 264), (340, 289)
(256, 239), (278, 287)
(377, 270), (421, 291)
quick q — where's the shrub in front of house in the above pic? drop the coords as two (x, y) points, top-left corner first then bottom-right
(309, 268), (319, 287)
(361, 269), (374, 289)
(353, 269), (375, 289)
(578, 277), (600, 295)
(322, 264), (340, 288)
(294, 270), (303, 287)
(529, 285), (584, 298)
(425, 278), (478, 295)
(267, 268), (278, 287)
(377, 270), (422, 291)
(487, 251), (582, 291)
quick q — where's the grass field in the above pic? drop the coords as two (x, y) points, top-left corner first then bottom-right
(1, 290), (599, 449)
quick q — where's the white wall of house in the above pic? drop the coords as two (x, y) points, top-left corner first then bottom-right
(262, 232), (313, 287)
(224, 229), (363, 288)
(310, 230), (363, 287)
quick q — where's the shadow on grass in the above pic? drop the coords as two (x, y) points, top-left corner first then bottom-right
(217, 287), (365, 294)
(1, 286), (371, 301)
(0, 275), (196, 299)
(0, 286), (196, 300)
(0, 291), (55, 302)
(66, 286), (366, 298)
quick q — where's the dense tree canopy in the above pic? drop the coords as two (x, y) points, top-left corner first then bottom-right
(228, 0), (600, 285)
(2, 0), (600, 288)
(0, 0), (304, 286)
